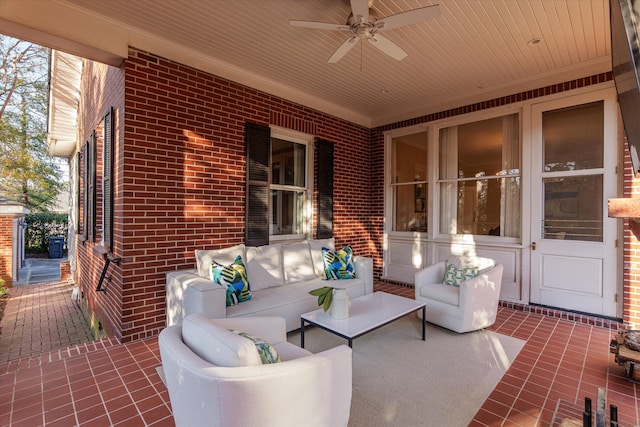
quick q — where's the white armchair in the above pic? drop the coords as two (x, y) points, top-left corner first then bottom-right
(414, 256), (503, 333)
(158, 314), (352, 427)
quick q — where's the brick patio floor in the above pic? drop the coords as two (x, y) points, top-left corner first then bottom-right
(0, 280), (638, 426)
(0, 281), (94, 363)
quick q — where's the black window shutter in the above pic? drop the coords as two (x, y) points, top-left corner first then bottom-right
(76, 151), (82, 233)
(245, 122), (270, 246)
(82, 142), (88, 240)
(103, 107), (114, 252)
(89, 130), (97, 242)
(316, 139), (334, 239)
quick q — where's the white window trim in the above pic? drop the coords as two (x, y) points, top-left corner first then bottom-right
(269, 126), (314, 242)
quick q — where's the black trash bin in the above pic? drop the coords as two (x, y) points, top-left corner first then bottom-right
(48, 236), (64, 259)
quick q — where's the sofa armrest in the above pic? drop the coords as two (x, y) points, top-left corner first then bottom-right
(212, 317), (287, 344)
(353, 256), (374, 294)
(414, 261), (447, 297)
(166, 270), (227, 326)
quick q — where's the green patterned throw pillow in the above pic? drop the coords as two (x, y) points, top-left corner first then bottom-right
(211, 255), (252, 306)
(443, 263), (478, 286)
(231, 330), (281, 364)
(321, 246), (356, 280)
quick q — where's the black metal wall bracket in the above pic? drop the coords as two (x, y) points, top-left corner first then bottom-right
(96, 255), (122, 294)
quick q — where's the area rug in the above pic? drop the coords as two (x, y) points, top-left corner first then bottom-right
(287, 316), (525, 427)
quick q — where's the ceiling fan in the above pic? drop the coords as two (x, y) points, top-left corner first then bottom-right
(290, 0), (440, 63)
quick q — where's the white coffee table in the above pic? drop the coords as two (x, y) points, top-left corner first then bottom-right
(300, 291), (426, 348)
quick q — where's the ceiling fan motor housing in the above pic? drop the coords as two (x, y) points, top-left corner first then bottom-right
(347, 8), (379, 27)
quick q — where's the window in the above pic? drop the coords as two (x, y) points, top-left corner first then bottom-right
(438, 113), (520, 238)
(391, 131), (428, 232)
(541, 101), (603, 242)
(245, 123), (314, 245)
(81, 132), (97, 242)
(269, 128), (313, 239)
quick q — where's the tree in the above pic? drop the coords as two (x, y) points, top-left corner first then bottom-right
(0, 35), (64, 212)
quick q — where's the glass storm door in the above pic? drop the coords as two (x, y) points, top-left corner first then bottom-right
(529, 93), (618, 317)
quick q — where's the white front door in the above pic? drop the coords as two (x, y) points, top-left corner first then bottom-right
(529, 90), (619, 316)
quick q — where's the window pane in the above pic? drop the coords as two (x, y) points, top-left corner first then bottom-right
(543, 101), (604, 172)
(394, 183), (428, 232)
(543, 176), (602, 242)
(392, 131), (428, 232)
(270, 190), (305, 235)
(438, 114), (520, 238)
(441, 114), (520, 179)
(271, 138), (306, 186)
(393, 132), (427, 183)
(440, 177), (520, 237)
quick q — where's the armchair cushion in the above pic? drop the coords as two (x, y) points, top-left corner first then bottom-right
(443, 263), (478, 286)
(419, 282), (460, 305)
(182, 313), (262, 367)
(447, 255), (494, 273)
(231, 330), (281, 364)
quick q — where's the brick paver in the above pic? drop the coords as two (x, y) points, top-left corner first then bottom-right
(0, 280), (94, 363)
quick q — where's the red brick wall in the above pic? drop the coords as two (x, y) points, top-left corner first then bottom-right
(111, 48), (370, 342)
(622, 143), (640, 327)
(0, 216), (14, 287)
(76, 59), (125, 340)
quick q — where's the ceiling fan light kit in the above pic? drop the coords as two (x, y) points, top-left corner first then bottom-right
(290, 0), (440, 63)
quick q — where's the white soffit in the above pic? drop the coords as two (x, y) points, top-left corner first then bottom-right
(47, 50), (82, 158)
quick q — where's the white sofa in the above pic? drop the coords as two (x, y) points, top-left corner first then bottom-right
(414, 255), (503, 333)
(166, 238), (374, 332)
(159, 314), (352, 427)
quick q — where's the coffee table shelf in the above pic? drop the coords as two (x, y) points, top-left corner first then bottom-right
(300, 291), (426, 348)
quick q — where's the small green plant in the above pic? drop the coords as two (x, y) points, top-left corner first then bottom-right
(309, 286), (334, 312)
(0, 277), (6, 296)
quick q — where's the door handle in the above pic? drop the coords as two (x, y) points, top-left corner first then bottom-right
(532, 242), (536, 250)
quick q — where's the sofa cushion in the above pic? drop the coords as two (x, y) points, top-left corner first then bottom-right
(181, 313), (262, 367)
(322, 246), (356, 280)
(195, 244), (245, 278)
(420, 283), (460, 306)
(309, 238), (335, 278)
(246, 244), (285, 290)
(212, 255), (252, 306)
(282, 241), (316, 284)
(443, 263), (478, 286)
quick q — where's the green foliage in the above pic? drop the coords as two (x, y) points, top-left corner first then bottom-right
(25, 212), (68, 253)
(0, 277), (6, 296)
(309, 286), (334, 312)
(0, 35), (63, 212)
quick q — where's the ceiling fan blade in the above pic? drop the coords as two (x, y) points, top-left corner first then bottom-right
(350, 0), (371, 24)
(367, 34), (407, 61)
(328, 36), (359, 63)
(376, 4), (441, 31)
(289, 20), (350, 31)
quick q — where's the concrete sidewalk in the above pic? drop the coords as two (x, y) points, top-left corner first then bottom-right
(0, 258), (94, 363)
(14, 257), (64, 285)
